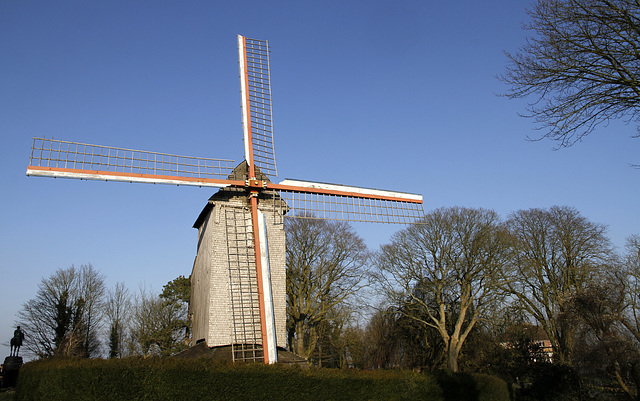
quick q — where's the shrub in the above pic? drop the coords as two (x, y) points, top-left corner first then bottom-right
(435, 370), (510, 401)
(16, 358), (508, 401)
(517, 363), (580, 401)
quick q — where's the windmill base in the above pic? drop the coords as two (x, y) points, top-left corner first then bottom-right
(173, 343), (307, 366)
(190, 165), (288, 356)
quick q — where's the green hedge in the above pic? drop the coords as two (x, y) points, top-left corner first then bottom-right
(16, 358), (509, 401)
(436, 371), (511, 401)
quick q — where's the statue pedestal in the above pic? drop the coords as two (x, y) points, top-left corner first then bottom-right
(2, 356), (23, 388)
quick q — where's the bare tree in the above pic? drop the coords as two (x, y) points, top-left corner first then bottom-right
(501, 0), (640, 149)
(617, 235), (640, 342)
(17, 264), (106, 358)
(75, 264), (106, 357)
(362, 307), (443, 370)
(566, 279), (640, 400)
(375, 207), (508, 372)
(285, 217), (369, 362)
(105, 282), (130, 358)
(127, 284), (188, 357)
(543, 234), (640, 399)
(607, 234), (640, 399)
(628, 234), (640, 264)
(503, 206), (612, 364)
(361, 309), (405, 369)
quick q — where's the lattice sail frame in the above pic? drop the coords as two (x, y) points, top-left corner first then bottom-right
(27, 137), (235, 187)
(277, 192), (424, 223)
(25, 34), (426, 365)
(238, 36), (277, 178)
(274, 180), (424, 224)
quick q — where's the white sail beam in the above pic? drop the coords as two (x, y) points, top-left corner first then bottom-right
(275, 179), (423, 203)
(26, 166), (236, 188)
(238, 35), (253, 169)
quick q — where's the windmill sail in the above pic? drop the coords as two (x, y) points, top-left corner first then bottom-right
(238, 35), (277, 178)
(270, 179), (425, 224)
(26, 137), (236, 188)
(276, 191), (425, 223)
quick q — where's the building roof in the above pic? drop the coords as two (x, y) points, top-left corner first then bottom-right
(192, 161), (287, 229)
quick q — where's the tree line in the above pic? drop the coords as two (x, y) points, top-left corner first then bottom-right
(285, 206), (640, 399)
(16, 268), (190, 359)
(14, 205), (639, 398)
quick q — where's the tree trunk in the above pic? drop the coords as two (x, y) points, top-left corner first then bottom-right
(295, 320), (306, 357)
(447, 338), (460, 372)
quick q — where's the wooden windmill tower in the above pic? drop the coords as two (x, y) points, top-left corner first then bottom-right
(26, 35), (425, 364)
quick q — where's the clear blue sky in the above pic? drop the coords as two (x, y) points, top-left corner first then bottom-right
(1, 1), (637, 358)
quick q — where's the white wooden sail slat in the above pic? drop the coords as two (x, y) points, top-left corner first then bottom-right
(278, 178), (423, 202)
(26, 167), (234, 188)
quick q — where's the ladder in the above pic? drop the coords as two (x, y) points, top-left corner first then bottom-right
(224, 206), (264, 362)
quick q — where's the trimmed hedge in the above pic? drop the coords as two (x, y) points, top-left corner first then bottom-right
(16, 358), (509, 401)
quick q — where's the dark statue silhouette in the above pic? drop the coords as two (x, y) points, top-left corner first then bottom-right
(10, 326), (24, 357)
(2, 326), (25, 388)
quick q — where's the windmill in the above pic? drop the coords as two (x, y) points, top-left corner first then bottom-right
(26, 35), (425, 364)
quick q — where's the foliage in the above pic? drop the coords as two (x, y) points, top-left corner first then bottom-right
(502, 0), (640, 149)
(126, 284), (189, 357)
(16, 264), (106, 359)
(11, 207), (640, 400)
(15, 357), (511, 401)
(160, 275), (191, 347)
(435, 371), (510, 401)
(160, 275), (191, 305)
(517, 363), (581, 401)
